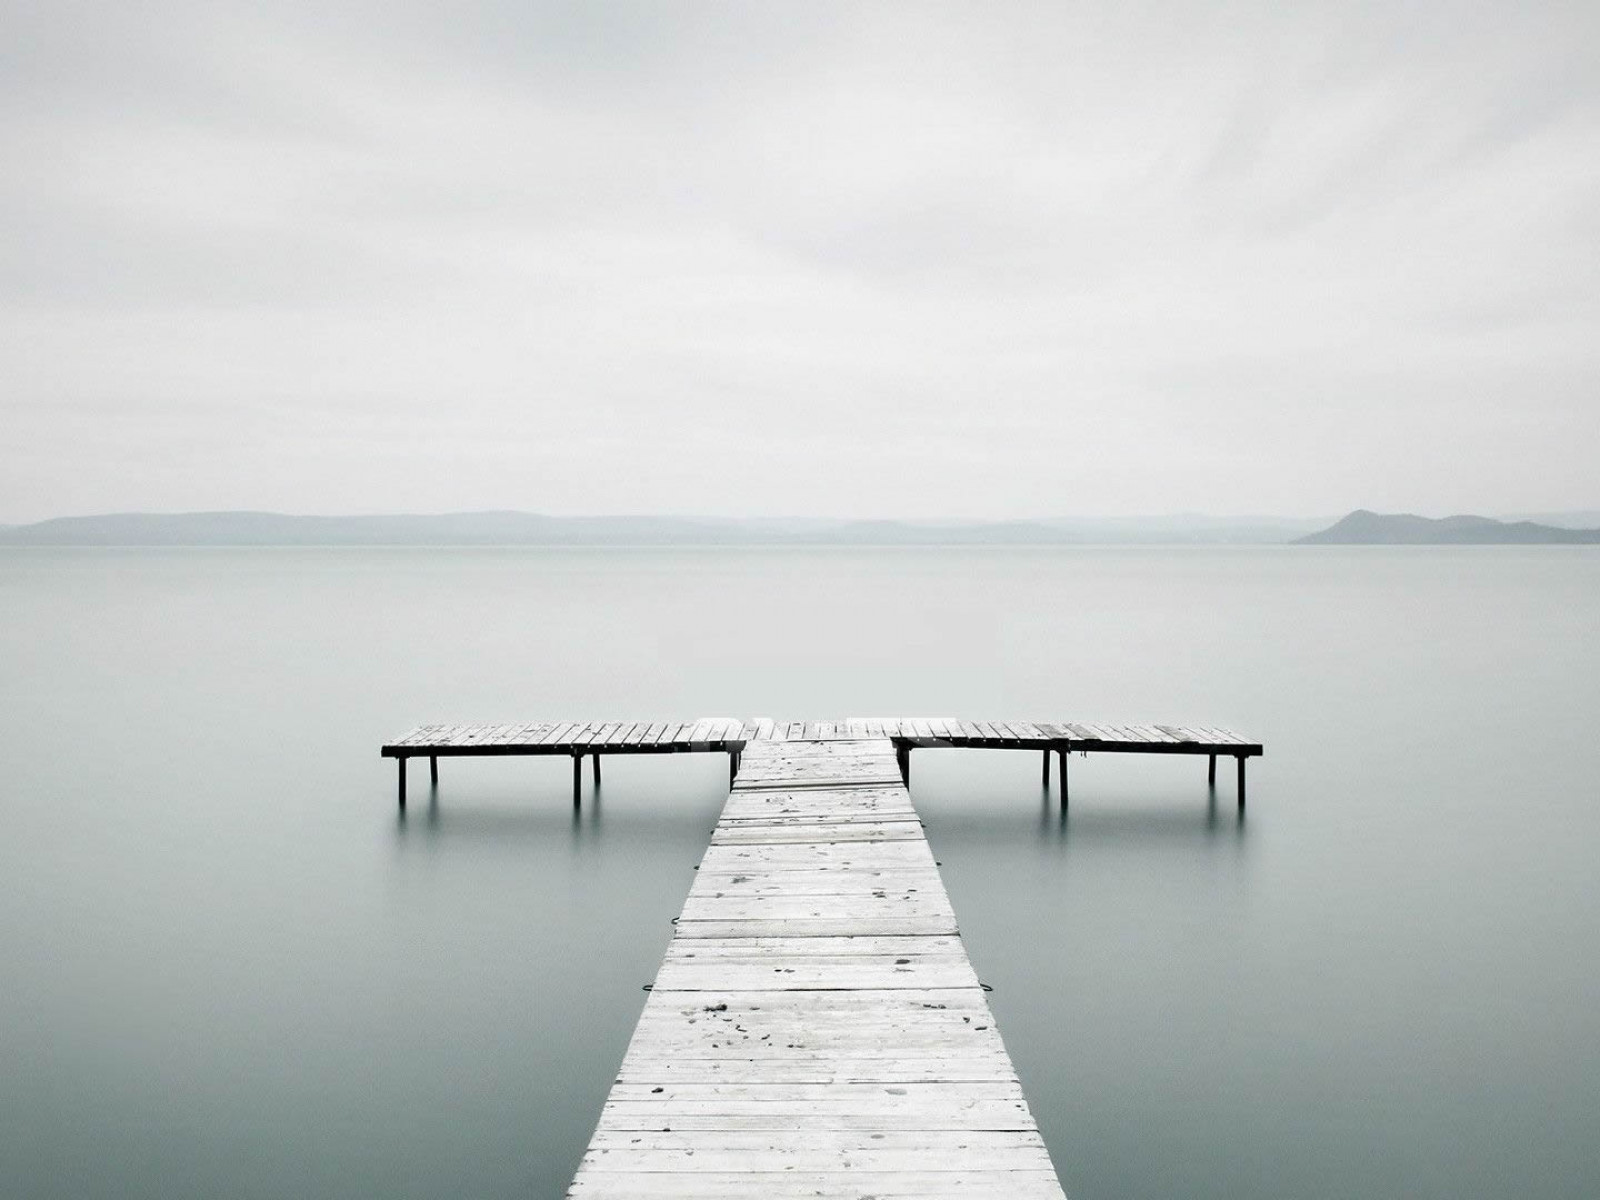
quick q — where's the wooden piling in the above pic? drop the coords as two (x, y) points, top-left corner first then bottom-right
(1208, 753), (1216, 786)
(1041, 749), (1051, 788)
(573, 755), (582, 810)
(429, 755), (438, 786)
(1237, 755), (1246, 814)
(397, 756), (407, 811)
(592, 754), (602, 786)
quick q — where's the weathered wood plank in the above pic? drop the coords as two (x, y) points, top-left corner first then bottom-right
(588, 1105), (1042, 1133)
(579, 1140), (1055, 1172)
(679, 891), (952, 920)
(570, 1170), (1066, 1197)
(712, 822), (924, 846)
(686, 868), (940, 895)
(585, 1130), (1044, 1154)
(604, 1078), (1029, 1104)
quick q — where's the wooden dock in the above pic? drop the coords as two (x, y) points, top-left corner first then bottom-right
(379, 718), (1264, 1193)
(381, 717), (1263, 811)
(567, 737), (1067, 1198)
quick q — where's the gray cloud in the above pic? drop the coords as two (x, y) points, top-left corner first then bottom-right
(2, 0), (1596, 520)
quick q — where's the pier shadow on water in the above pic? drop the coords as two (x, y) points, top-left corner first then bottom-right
(388, 753), (726, 846)
(391, 783), (732, 855)
(1034, 786), (1248, 842)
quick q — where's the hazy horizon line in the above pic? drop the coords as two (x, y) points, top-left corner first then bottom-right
(7, 505), (1600, 527)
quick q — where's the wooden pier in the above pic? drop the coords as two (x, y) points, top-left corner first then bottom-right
(381, 717), (1263, 811)
(568, 737), (1067, 1197)
(378, 717), (1262, 1194)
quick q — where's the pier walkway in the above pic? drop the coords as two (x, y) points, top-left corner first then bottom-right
(566, 737), (1068, 1198)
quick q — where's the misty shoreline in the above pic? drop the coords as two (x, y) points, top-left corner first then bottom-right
(3, 509), (1599, 547)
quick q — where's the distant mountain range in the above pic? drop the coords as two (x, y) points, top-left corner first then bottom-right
(0, 509), (1596, 546)
(1297, 510), (1600, 544)
(0, 510), (1326, 546)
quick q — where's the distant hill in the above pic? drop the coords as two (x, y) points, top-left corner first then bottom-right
(0, 511), (765, 547)
(0, 510), (1328, 546)
(1503, 510), (1600, 529)
(1299, 510), (1600, 545)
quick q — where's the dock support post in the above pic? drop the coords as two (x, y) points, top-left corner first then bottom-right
(1041, 749), (1051, 788)
(1060, 750), (1069, 810)
(1208, 753), (1216, 787)
(397, 757), (407, 811)
(429, 756), (438, 787)
(896, 744), (911, 787)
(729, 752), (738, 788)
(573, 755), (582, 810)
(592, 754), (602, 787)
(1237, 756), (1247, 814)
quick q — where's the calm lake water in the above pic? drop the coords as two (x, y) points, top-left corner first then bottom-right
(1, 546), (1597, 1199)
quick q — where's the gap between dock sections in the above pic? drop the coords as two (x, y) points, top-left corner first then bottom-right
(566, 737), (1069, 1199)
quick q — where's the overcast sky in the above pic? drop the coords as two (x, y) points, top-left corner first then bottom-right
(3, 1), (1596, 521)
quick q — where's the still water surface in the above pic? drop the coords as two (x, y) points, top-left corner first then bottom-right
(1, 546), (1597, 1198)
